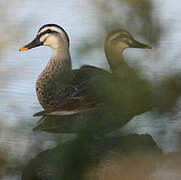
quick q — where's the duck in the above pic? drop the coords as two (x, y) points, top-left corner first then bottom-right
(105, 29), (151, 76)
(20, 24), (110, 113)
(104, 29), (154, 115)
(19, 24), (153, 134)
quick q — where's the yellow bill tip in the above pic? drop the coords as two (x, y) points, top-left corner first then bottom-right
(19, 47), (28, 51)
(144, 46), (152, 49)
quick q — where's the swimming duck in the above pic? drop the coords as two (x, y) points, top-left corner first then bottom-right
(19, 24), (153, 134)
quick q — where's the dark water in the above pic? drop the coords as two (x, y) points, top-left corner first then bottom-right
(1, 0), (181, 179)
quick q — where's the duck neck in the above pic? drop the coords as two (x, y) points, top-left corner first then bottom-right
(105, 46), (128, 75)
(45, 47), (71, 74)
(40, 47), (72, 80)
(36, 45), (72, 110)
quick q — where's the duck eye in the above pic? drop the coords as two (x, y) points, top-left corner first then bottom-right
(47, 29), (51, 33)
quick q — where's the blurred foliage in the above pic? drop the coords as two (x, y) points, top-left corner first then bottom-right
(0, 0), (27, 56)
(78, 0), (162, 55)
(0, 149), (7, 178)
(153, 74), (181, 112)
(22, 134), (163, 180)
(1, 0), (181, 179)
(0, 0), (32, 178)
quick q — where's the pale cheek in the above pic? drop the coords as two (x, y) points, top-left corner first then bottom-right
(43, 36), (59, 47)
(117, 42), (129, 50)
(40, 34), (49, 43)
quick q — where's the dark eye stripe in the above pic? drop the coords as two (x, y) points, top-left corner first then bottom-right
(38, 29), (58, 39)
(37, 28), (70, 47)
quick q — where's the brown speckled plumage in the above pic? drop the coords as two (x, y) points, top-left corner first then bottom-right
(36, 53), (72, 110)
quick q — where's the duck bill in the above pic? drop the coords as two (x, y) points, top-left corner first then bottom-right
(131, 40), (152, 49)
(19, 37), (43, 51)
